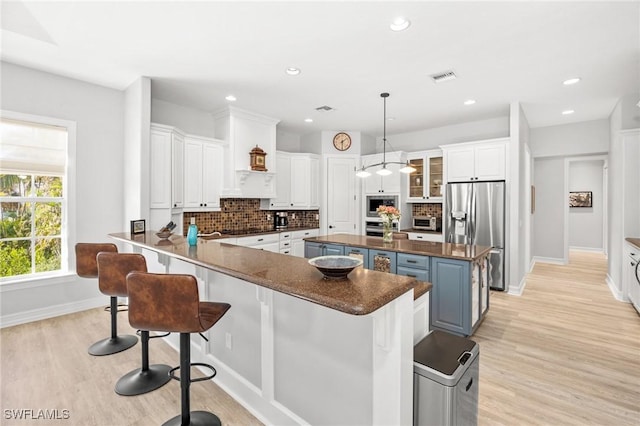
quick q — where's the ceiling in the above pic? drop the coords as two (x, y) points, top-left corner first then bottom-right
(2, 1), (639, 137)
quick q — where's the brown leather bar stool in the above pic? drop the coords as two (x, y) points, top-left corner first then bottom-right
(96, 252), (172, 396)
(75, 243), (137, 356)
(127, 272), (231, 426)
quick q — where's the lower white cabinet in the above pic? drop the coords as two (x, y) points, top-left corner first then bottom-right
(407, 232), (444, 243)
(291, 228), (319, 257)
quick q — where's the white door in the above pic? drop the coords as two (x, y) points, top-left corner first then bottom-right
(202, 142), (223, 208)
(327, 157), (356, 235)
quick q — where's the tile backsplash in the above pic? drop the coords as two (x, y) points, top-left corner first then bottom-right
(412, 203), (443, 219)
(182, 198), (319, 235)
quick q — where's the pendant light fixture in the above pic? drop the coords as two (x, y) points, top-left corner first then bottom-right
(356, 92), (416, 178)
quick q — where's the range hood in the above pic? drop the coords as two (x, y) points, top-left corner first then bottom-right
(212, 106), (280, 199)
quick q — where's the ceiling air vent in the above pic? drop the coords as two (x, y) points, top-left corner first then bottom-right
(315, 105), (335, 112)
(429, 70), (457, 83)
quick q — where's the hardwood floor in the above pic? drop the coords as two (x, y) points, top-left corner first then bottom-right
(475, 251), (640, 426)
(1, 251), (638, 425)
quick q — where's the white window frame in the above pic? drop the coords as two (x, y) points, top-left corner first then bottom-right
(0, 110), (76, 285)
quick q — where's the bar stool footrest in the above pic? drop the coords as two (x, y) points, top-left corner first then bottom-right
(169, 362), (216, 383)
(135, 330), (170, 339)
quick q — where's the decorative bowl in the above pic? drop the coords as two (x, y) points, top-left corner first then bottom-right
(155, 231), (174, 239)
(308, 255), (363, 280)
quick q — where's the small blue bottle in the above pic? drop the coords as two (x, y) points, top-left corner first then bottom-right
(187, 217), (198, 246)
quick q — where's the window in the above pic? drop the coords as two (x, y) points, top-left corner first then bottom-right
(0, 113), (74, 281)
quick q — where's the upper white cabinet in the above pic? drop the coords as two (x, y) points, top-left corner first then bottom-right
(362, 151), (404, 194)
(150, 123), (184, 210)
(406, 150), (443, 202)
(262, 151), (320, 210)
(442, 138), (508, 182)
(212, 107), (279, 198)
(184, 134), (226, 211)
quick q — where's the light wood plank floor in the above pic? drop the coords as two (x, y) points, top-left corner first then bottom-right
(1, 251), (638, 425)
(475, 251), (640, 425)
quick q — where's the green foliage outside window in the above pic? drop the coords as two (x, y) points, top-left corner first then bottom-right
(0, 174), (63, 278)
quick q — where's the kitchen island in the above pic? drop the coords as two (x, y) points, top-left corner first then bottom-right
(110, 231), (431, 426)
(305, 234), (492, 337)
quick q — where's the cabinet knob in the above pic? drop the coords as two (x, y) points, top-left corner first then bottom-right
(204, 203), (207, 207)
(329, 225), (334, 229)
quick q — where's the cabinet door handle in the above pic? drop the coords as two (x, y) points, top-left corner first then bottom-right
(258, 238), (264, 242)
(407, 259), (417, 264)
(417, 236), (423, 239)
(407, 274), (417, 278)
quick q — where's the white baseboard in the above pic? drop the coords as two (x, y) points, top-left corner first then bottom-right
(569, 246), (605, 253)
(0, 296), (106, 328)
(605, 274), (626, 302)
(532, 256), (566, 265)
(507, 275), (527, 296)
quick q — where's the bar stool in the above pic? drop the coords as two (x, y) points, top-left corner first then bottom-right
(96, 252), (172, 396)
(75, 243), (137, 356)
(126, 272), (231, 426)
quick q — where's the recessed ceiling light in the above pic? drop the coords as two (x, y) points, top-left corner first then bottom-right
(285, 67), (301, 76)
(304, 118), (313, 123)
(562, 109), (575, 115)
(390, 17), (410, 31)
(563, 77), (581, 85)
(225, 95), (236, 101)
(464, 99), (476, 105)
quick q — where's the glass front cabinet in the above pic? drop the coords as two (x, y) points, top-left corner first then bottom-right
(406, 150), (443, 203)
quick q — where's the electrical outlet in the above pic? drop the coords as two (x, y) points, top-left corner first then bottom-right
(292, 213), (296, 219)
(315, 214), (319, 220)
(225, 332), (233, 350)
(266, 214), (272, 221)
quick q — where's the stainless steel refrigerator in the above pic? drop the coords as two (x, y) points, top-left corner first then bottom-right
(444, 181), (506, 291)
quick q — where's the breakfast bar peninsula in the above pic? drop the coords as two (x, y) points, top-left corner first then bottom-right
(110, 231), (431, 426)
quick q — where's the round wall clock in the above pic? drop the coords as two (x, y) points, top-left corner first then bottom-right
(333, 132), (352, 151)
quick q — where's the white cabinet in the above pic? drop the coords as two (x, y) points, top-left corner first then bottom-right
(362, 151), (404, 194)
(291, 228), (319, 257)
(624, 242), (640, 313)
(150, 124), (184, 210)
(262, 152), (320, 210)
(184, 135), (226, 211)
(442, 138), (507, 183)
(407, 232), (443, 243)
(406, 150), (443, 202)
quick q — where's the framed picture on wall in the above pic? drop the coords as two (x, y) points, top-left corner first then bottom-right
(569, 191), (592, 208)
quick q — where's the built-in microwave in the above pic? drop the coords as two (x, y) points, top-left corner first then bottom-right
(366, 195), (398, 218)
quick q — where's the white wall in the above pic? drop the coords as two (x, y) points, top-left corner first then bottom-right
(530, 119), (609, 158)
(371, 116), (509, 153)
(276, 128), (302, 152)
(533, 158), (565, 260)
(569, 160), (604, 250)
(151, 98), (215, 137)
(0, 61), (126, 325)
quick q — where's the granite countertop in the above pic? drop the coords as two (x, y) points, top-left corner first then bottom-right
(305, 234), (491, 261)
(626, 237), (640, 250)
(110, 231), (430, 316)
(400, 228), (443, 235)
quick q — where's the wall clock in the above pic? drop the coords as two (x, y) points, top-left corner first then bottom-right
(333, 132), (352, 151)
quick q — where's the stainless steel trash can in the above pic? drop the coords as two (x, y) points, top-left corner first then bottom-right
(413, 330), (479, 426)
